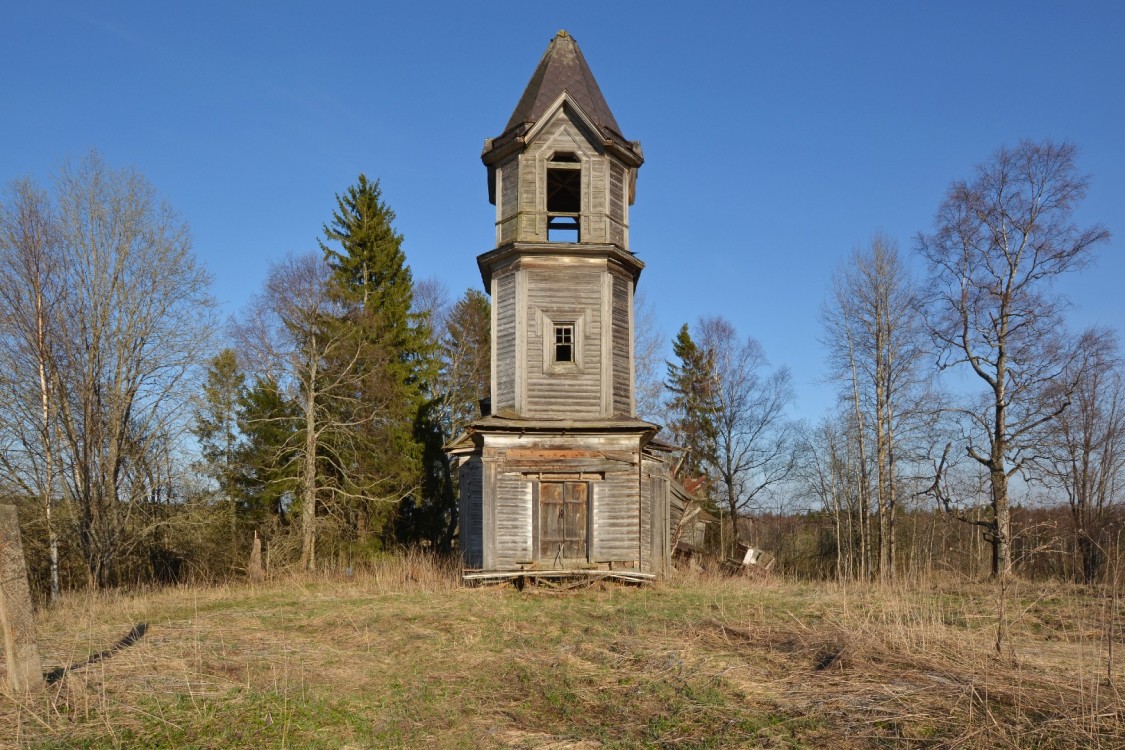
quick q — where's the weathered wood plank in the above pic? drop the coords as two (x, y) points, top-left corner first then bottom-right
(494, 273), (517, 411)
(524, 267), (605, 417)
(611, 273), (632, 415)
(459, 458), (484, 568)
(494, 474), (533, 566)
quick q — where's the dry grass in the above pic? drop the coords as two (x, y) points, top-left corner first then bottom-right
(1, 557), (1122, 749)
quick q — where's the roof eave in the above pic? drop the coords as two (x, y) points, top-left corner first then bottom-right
(476, 241), (645, 289)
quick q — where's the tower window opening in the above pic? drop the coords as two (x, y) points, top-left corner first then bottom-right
(554, 324), (575, 363)
(547, 160), (581, 242)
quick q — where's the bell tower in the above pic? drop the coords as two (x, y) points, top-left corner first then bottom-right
(451, 31), (670, 582)
(478, 29), (646, 419)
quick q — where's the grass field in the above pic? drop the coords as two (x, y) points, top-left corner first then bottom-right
(2, 557), (1122, 749)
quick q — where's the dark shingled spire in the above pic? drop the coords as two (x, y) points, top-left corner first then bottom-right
(503, 30), (624, 139)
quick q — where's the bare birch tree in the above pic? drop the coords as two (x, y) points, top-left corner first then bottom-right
(822, 234), (928, 580)
(0, 178), (64, 601)
(919, 140), (1110, 578)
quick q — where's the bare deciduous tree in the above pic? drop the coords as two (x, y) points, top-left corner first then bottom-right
(438, 288), (491, 435)
(1040, 329), (1124, 582)
(796, 415), (867, 581)
(414, 286), (490, 549)
(49, 153), (215, 588)
(698, 316), (796, 546)
(632, 290), (667, 424)
(919, 140), (1110, 577)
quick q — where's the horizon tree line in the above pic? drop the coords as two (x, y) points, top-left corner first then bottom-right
(0, 139), (1120, 597)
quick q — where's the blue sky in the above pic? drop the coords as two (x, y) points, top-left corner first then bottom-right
(4, 1), (1123, 421)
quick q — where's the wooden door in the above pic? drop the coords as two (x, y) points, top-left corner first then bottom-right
(540, 481), (588, 562)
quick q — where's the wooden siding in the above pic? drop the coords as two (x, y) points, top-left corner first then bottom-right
(459, 457), (484, 568)
(611, 273), (632, 415)
(639, 457), (673, 574)
(525, 268), (603, 418)
(639, 464), (651, 570)
(494, 472), (533, 567)
(493, 272), (517, 411)
(498, 159), (519, 245)
(590, 469), (640, 562)
(648, 472), (670, 575)
(517, 152), (544, 241)
(609, 160), (626, 247)
(586, 156), (607, 243)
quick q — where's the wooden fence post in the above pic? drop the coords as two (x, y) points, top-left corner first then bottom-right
(248, 531), (264, 583)
(0, 504), (44, 693)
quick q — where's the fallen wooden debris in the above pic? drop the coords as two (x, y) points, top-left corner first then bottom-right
(720, 543), (776, 577)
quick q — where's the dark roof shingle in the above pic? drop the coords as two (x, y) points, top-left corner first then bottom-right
(502, 30), (624, 139)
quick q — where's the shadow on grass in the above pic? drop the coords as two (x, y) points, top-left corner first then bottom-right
(45, 622), (148, 685)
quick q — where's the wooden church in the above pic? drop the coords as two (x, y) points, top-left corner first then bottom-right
(448, 30), (680, 583)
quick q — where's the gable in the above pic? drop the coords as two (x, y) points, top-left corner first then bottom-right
(523, 94), (605, 157)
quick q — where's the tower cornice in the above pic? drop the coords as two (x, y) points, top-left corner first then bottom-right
(476, 242), (644, 289)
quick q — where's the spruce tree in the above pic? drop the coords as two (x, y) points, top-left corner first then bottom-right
(192, 349), (246, 540)
(321, 175), (418, 359)
(319, 175), (434, 545)
(234, 377), (300, 529)
(666, 323), (718, 482)
(399, 287), (492, 550)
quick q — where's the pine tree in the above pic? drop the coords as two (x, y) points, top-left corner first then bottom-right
(665, 323), (717, 482)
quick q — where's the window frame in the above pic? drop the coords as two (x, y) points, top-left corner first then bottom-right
(553, 323), (575, 364)
(539, 309), (585, 374)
